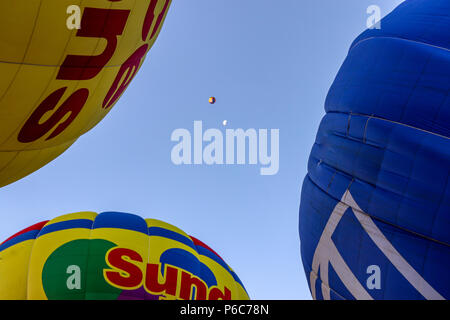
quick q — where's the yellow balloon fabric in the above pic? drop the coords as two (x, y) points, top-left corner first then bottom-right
(0, 0), (171, 187)
(0, 211), (250, 300)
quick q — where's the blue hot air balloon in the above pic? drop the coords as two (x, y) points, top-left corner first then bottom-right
(299, 0), (449, 300)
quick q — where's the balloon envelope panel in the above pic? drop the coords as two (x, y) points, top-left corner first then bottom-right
(0, 212), (249, 300)
(0, 0), (171, 187)
(299, 0), (450, 300)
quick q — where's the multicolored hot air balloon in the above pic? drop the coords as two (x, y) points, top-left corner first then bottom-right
(209, 97), (216, 104)
(0, 211), (249, 300)
(299, 0), (449, 300)
(0, 0), (171, 188)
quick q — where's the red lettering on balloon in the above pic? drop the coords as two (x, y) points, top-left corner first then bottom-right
(102, 44), (149, 109)
(142, 0), (170, 41)
(103, 247), (235, 300)
(57, 8), (130, 81)
(208, 286), (232, 300)
(179, 271), (208, 300)
(18, 87), (89, 143)
(145, 263), (178, 296)
(104, 247), (143, 289)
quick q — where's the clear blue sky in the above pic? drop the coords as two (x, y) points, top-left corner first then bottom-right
(0, 0), (404, 299)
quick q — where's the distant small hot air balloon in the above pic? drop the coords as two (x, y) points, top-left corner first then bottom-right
(0, 211), (249, 300)
(209, 97), (216, 104)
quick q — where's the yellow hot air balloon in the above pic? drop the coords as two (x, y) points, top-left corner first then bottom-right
(0, 0), (171, 187)
(0, 211), (250, 300)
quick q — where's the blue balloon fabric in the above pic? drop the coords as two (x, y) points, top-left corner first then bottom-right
(299, 0), (450, 300)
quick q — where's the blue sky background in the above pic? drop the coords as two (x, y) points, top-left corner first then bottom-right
(0, 0), (404, 299)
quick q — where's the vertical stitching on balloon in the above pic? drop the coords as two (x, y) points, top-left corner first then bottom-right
(145, 218), (152, 300)
(362, 115), (373, 144)
(25, 217), (48, 299)
(346, 112), (352, 137)
(83, 213), (96, 300)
